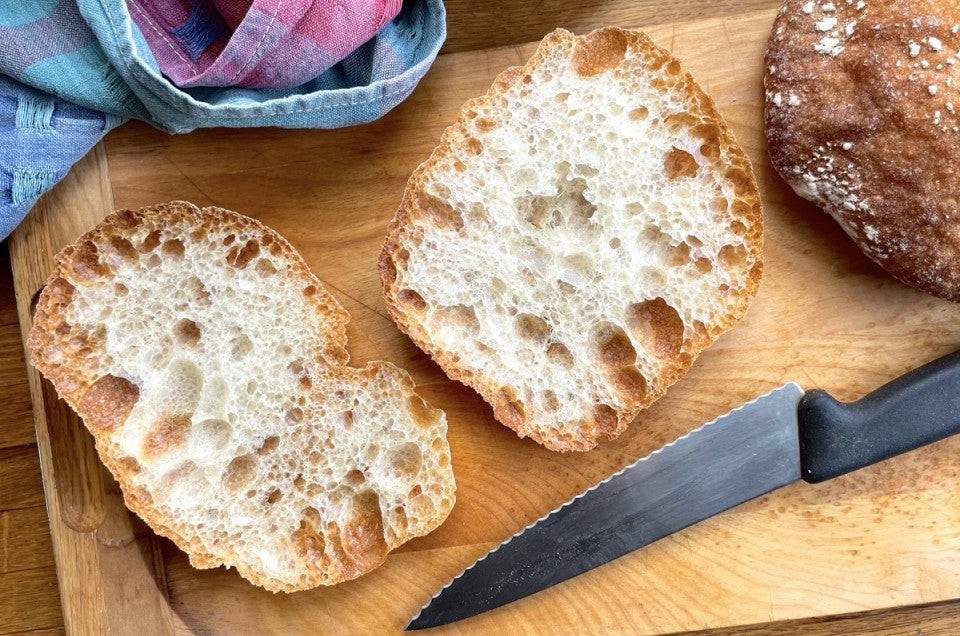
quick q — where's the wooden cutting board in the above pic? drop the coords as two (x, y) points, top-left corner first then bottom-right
(11, 7), (960, 635)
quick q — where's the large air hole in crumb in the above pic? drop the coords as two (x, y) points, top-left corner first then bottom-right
(256, 435), (280, 455)
(547, 342), (574, 367)
(719, 244), (748, 267)
(515, 313), (551, 343)
(173, 318), (201, 347)
(626, 298), (684, 359)
(664, 147), (699, 180)
(592, 323), (637, 367)
(222, 454), (257, 493)
(397, 289), (427, 312)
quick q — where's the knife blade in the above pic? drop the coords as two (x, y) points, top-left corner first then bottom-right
(407, 349), (960, 630)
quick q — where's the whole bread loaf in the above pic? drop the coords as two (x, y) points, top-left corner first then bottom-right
(380, 28), (763, 452)
(29, 201), (456, 592)
(765, 0), (960, 301)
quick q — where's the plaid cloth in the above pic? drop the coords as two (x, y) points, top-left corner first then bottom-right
(130, 0), (403, 89)
(0, 0), (445, 239)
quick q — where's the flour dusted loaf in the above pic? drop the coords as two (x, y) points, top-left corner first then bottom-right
(380, 28), (763, 452)
(29, 201), (455, 592)
(765, 0), (960, 301)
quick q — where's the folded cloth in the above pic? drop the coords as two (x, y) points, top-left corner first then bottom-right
(0, 75), (122, 240)
(79, 0), (446, 132)
(0, 0), (446, 240)
(129, 0), (404, 89)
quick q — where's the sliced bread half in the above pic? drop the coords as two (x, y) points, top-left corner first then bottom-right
(380, 28), (763, 452)
(30, 201), (456, 592)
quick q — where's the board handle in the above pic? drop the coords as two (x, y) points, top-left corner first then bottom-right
(797, 350), (960, 483)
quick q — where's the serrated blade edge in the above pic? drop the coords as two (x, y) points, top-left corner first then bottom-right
(407, 382), (806, 630)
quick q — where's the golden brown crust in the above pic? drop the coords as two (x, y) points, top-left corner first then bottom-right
(765, 0), (960, 300)
(29, 202), (454, 592)
(381, 27), (763, 452)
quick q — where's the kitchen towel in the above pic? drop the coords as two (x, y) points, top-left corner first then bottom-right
(0, 0), (446, 240)
(0, 75), (123, 241)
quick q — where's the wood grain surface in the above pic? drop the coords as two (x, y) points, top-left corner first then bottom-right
(5, 1), (960, 634)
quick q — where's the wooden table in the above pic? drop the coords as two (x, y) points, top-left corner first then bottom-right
(4, 1), (960, 633)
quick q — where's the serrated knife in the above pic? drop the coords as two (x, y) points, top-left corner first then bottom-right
(407, 350), (960, 630)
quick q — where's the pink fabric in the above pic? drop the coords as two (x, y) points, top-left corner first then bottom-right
(127, 0), (403, 88)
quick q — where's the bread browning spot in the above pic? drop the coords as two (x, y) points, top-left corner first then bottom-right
(719, 244), (748, 268)
(664, 147), (699, 180)
(139, 230), (162, 253)
(695, 257), (713, 273)
(546, 341), (575, 367)
(407, 394), (440, 428)
(693, 123), (721, 159)
(593, 323), (637, 366)
(626, 298), (684, 359)
(345, 469), (366, 486)
(222, 234), (235, 246)
(222, 454), (258, 493)
(475, 117), (497, 132)
(161, 239), (185, 259)
(668, 240), (692, 266)
(254, 258), (277, 277)
(592, 404), (620, 436)
(387, 442), (422, 481)
(173, 318), (201, 347)
(303, 285), (317, 297)
(142, 414), (192, 461)
(79, 374), (139, 432)
(266, 488), (283, 505)
(629, 106), (649, 120)
(256, 435), (280, 455)
(46, 277), (75, 307)
(611, 366), (649, 401)
(105, 236), (138, 264)
(540, 390), (560, 412)
(286, 407), (304, 424)
(415, 191), (464, 231)
(464, 136), (484, 155)
(572, 28), (629, 77)
(397, 289), (427, 312)
(729, 219), (747, 236)
(342, 490), (387, 572)
(69, 240), (109, 281)
(515, 313), (552, 343)
(226, 239), (261, 269)
(664, 112), (699, 134)
(115, 455), (141, 475)
(724, 166), (754, 198)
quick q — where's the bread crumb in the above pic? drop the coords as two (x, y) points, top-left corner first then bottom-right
(927, 36), (943, 51)
(929, 84), (939, 95)
(909, 41), (922, 57)
(802, 1), (815, 14)
(815, 36), (844, 56)
(842, 141), (853, 150)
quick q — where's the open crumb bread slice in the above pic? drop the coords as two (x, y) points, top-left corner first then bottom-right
(380, 28), (763, 452)
(29, 201), (456, 592)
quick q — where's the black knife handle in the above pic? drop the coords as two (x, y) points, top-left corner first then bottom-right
(797, 349), (960, 483)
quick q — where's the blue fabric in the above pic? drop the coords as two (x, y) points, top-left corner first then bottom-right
(0, 75), (122, 240)
(76, 0), (446, 133)
(0, 0), (446, 240)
